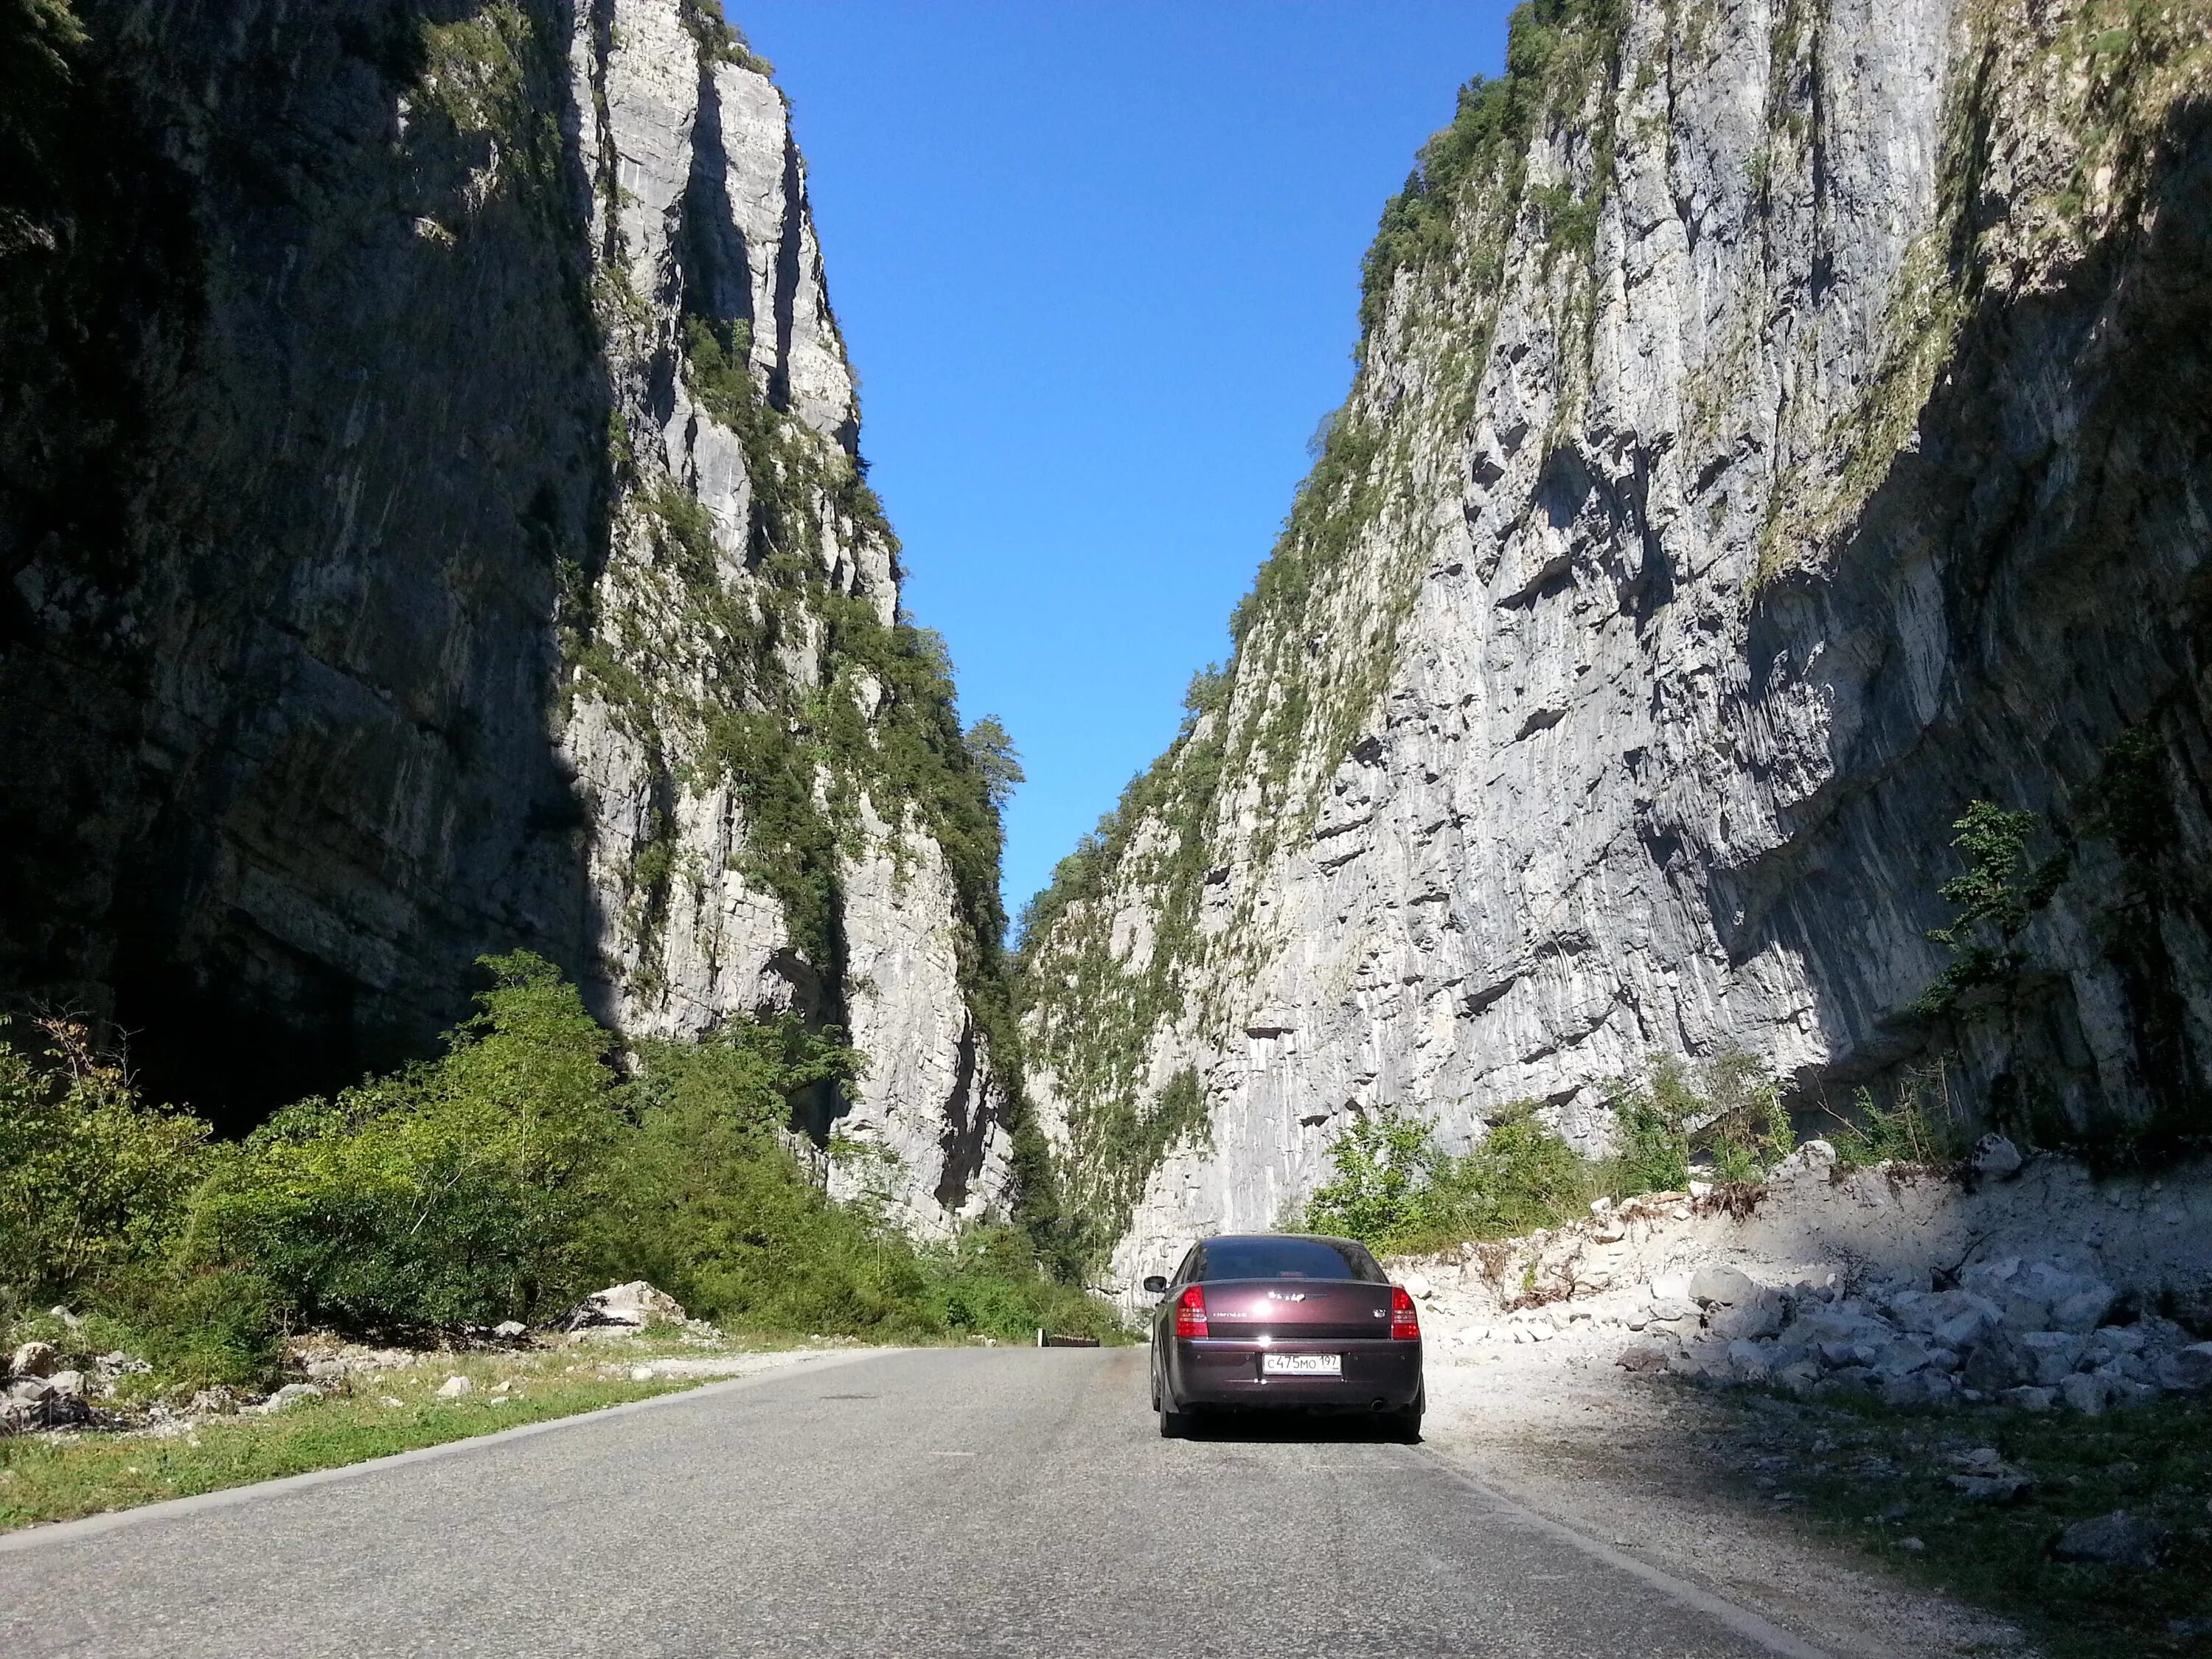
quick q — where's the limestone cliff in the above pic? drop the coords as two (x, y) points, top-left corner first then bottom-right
(0, 0), (1013, 1232)
(1018, 0), (2212, 1284)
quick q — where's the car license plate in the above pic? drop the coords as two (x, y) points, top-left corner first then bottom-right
(1261, 1352), (1341, 1377)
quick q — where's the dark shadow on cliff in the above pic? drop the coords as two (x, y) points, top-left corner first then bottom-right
(1726, 90), (2212, 1158)
(0, 1), (616, 1130)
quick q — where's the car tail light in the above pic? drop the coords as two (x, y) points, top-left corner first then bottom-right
(1390, 1284), (1420, 1340)
(1175, 1284), (1208, 1338)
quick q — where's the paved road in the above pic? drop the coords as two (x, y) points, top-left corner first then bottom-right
(0, 1348), (1820, 1658)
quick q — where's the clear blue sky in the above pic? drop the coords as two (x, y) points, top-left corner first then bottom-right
(730, 2), (1514, 923)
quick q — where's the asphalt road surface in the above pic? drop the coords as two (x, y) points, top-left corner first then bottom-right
(0, 1347), (1825, 1658)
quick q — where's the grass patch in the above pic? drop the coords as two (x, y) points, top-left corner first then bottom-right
(1719, 1391), (2212, 1657)
(0, 1352), (721, 1533)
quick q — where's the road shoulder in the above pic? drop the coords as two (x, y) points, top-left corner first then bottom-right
(0, 1347), (888, 1550)
(1422, 1361), (2030, 1657)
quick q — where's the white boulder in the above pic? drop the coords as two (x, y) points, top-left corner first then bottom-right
(2154, 1343), (2212, 1391)
(561, 1281), (686, 1331)
(1969, 1133), (2023, 1178)
(2057, 1371), (2113, 1414)
(1689, 1265), (1754, 1307)
(2053, 1511), (2166, 1567)
(2020, 1331), (2087, 1386)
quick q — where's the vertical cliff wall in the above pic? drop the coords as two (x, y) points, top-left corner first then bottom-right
(1018, 0), (2212, 1282)
(0, 0), (1014, 1233)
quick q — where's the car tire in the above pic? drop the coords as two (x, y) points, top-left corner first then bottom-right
(1385, 1388), (1425, 1443)
(1158, 1402), (1193, 1439)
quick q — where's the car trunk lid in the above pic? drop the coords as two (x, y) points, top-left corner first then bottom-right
(1196, 1278), (1394, 1341)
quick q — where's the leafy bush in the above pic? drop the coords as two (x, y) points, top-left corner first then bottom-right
(1703, 1054), (1797, 1183)
(84, 1266), (284, 1392)
(1309, 1051), (1809, 1256)
(1304, 1105), (1593, 1255)
(1428, 1108), (1595, 1243)
(911, 1225), (1119, 1343)
(1301, 1111), (1438, 1246)
(4, 955), (1120, 1376)
(1604, 1054), (1699, 1194)
(1914, 800), (2071, 1016)
(1823, 1065), (1972, 1171)
(593, 1023), (1115, 1343)
(0, 1018), (210, 1297)
(189, 953), (622, 1331)
(587, 1019), (894, 1332)
(1602, 1051), (1796, 1191)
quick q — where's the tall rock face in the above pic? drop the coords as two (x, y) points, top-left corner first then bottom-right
(1018, 0), (2212, 1284)
(0, 0), (1013, 1233)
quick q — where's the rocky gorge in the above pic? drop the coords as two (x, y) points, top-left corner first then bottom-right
(0, 0), (1016, 1231)
(1016, 0), (2212, 1284)
(4, 0), (2210, 1298)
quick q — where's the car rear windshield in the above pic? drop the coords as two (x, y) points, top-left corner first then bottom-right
(1190, 1237), (1386, 1283)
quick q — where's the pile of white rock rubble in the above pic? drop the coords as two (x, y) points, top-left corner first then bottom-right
(1394, 1138), (2212, 1416)
(1614, 1253), (2212, 1412)
(0, 1338), (132, 1431)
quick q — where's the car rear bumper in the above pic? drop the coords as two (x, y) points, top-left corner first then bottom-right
(1164, 1337), (1422, 1412)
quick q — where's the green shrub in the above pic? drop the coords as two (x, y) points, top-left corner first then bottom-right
(85, 1266), (284, 1393)
(0, 1018), (210, 1297)
(912, 1225), (1120, 1343)
(1305, 1105), (1593, 1255)
(4, 1267), (283, 1398)
(592, 1022), (1117, 1343)
(1914, 800), (2071, 1016)
(1824, 1065), (1972, 1170)
(188, 953), (619, 1331)
(1709, 1087), (1795, 1183)
(1310, 1052), (1811, 1257)
(1604, 1054), (1699, 1193)
(4, 956), (1121, 1368)
(587, 1019), (895, 1332)
(1695, 1050), (1795, 1183)
(1303, 1110), (1438, 1247)
(1436, 1108), (1596, 1239)
(1602, 1050), (1796, 1191)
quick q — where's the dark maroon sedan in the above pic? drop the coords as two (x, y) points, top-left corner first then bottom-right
(1145, 1233), (1423, 1440)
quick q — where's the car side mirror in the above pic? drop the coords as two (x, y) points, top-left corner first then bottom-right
(1141, 1275), (1169, 1295)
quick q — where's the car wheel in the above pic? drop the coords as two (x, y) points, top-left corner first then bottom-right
(1385, 1388), (1425, 1443)
(1150, 1361), (1161, 1413)
(1158, 1402), (1193, 1439)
